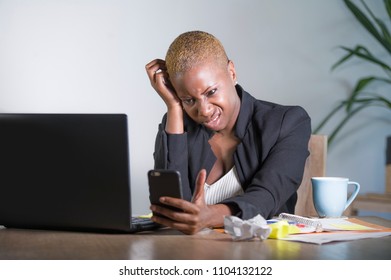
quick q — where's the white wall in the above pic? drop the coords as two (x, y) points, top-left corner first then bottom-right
(0, 0), (389, 216)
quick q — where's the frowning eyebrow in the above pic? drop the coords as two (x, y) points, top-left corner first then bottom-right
(177, 82), (219, 99)
(201, 84), (218, 96)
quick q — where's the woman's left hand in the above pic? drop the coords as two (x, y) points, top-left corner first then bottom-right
(150, 169), (230, 235)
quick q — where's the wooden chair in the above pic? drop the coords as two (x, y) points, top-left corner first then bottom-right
(348, 193), (391, 215)
(347, 136), (391, 215)
(294, 135), (328, 217)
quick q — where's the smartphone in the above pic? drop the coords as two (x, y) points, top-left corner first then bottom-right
(148, 169), (184, 215)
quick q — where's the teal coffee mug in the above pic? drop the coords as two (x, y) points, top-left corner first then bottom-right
(311, 177), (360, 218)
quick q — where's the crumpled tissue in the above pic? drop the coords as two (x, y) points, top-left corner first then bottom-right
(224, 214), (271, 241)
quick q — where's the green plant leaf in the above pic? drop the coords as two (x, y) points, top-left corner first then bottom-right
(345, 77), (376, 112)
(337, 45), (391, 73)
(327, 103), (368, 144)
(345, 76), (391, 110)
(331, 45), (373, 70)
(375, 19), (391, 48)
(346, 95), (391, 106)
(331, 47), (358, 70)
(344, 0), (391, 53)
(317, 0), (391, 145)
(376, 95), (391, 107)
(385, 0), (391, 20)
(361, 0), (391, 51)
(313, 102), (345, 134)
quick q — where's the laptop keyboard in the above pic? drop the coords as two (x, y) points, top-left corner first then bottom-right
(131, 216), (160, 232)
(132, 216), (153, 224)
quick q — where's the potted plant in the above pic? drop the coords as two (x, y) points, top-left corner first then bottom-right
(314, 0), (390, 144)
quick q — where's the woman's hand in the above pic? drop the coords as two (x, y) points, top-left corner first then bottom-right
(145, 59), (181, 110)
(146, 59), (184, 134)
(150, 169), (232, 235)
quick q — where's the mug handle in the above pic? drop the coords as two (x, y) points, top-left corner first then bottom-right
(344, 181), (360, 210)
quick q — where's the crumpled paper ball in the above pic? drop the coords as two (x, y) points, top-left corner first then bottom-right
(224, 214), (271, 241)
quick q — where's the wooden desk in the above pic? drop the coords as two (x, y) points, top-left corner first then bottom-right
(0, 216), (390, 260)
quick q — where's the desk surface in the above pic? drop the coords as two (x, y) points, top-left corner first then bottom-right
(0, 216), (390, 260)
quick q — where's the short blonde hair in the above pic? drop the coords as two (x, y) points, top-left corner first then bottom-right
(165, 31), (229, 77)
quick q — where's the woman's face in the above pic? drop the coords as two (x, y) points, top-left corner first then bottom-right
(171, 60), (240, 134)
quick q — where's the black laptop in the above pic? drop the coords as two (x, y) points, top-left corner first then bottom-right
(0, 113), (158, 233)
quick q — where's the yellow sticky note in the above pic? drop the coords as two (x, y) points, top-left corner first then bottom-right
(268, 221), (304, 238)
(330, 223), (372, 231)
(138, 213), (153, 219)
(268, 221), (290, 239)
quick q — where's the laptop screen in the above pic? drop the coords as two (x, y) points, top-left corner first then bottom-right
(0, 114), (132, 232)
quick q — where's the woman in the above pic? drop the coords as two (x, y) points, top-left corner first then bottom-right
(145, 31), (311, 235)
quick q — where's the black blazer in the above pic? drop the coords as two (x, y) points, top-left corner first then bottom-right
(154, 85), (311, 219)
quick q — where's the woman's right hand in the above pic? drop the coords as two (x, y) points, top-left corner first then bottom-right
(145, 59), (182, 111)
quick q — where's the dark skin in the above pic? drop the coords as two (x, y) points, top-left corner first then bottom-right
(145, 58), (241, 234)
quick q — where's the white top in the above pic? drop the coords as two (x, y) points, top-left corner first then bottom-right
(204, 166), (243, 205)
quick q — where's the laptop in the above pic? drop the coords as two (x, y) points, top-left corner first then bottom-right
(0, 113), (158, 233)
